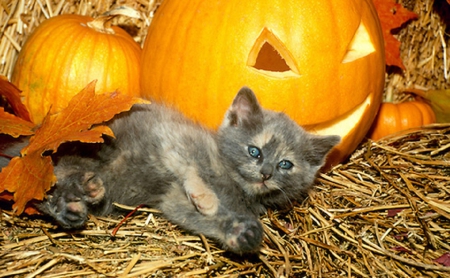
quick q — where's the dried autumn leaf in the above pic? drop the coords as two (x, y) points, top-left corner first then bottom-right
(387, 208), (404, 217)
(24, 81), (148, 155)
(0, 80), (149, 214)
(409, 88), (450, 123)
(391, 246), (412, 254)
(372, 0), (418, 69)
(0, 191), (13, 201)
(0, 108), (35, 138)
(422, 89), (450, 123)
(1, 154), (55, 213)
(434, 253), (450, 266)
(393, 233), (408, 241)
(0, 75), (31, 122)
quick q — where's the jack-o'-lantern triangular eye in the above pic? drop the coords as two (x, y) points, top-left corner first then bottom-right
(342, 22), (375, 63)
(247, 28), (300, 77)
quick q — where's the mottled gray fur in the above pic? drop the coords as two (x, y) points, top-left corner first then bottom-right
(0, 87), (340, 254)
(38, 103), (263, 254)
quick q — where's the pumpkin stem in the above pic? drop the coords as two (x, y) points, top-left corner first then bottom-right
(87, 15), (116, 34)
(87, 6), (140, 35)
(406, 88), (427, 99)
(385, 84), (394, 103)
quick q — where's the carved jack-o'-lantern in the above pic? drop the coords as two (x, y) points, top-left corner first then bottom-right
(141, 0), (385, 165)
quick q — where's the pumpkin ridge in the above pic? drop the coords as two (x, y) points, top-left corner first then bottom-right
(205, 2), (240, 100)
(149, 1), (192, 99)
(109, 36), (123, 92)
(41, 18), (85, 121)
(90, 31), (108, 93)
(13, 17), (63, 123)
(55, 22), (90, 124)
(113, 31), (141, 95)
(65, 21), (92, 104)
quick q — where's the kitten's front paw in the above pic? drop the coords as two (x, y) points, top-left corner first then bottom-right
(224, 216), (263, 254)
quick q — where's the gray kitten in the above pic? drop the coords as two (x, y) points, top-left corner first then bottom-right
(0, 87), (340, 254)
(37, 101), (263, 254)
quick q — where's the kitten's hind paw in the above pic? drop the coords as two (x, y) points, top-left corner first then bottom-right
(224, 216), (263, 254)
(38, 192), (89, 229)
(37, 171), (105, 229)
(189, 190), (219, 216)
(81, 172), (105, 205)
(183, 169), (220, 216)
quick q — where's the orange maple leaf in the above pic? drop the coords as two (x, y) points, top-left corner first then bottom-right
(0, 80), (149, 214)
(372, 0), (418, 69)
(0, 75), (31, 122)
(1, 153), (56, 214)
(0, 108), (35, 138)
(23, 81), (139, 155)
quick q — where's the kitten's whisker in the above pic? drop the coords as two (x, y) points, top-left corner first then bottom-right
(273, 184), (292, 208)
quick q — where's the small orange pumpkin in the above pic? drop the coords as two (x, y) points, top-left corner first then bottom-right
(141, 0), (385, 165)
(368, 100), (436, 140)
(12, 14), (141, 124)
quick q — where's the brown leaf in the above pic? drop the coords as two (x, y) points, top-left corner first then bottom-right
(387, 208), (404, 217)
(23, 81), (147, 155)
(0, 153), (56, 213)
(434, 253), (450, 266)
(0, 75), (32, 122)
(0, 108), (35, 138)
(0, 191), (13, 201)
(372, 0), (418, 69)
(0, 80), (149, 214)
(422, 89), (450, 123)
(409, 88), (450, 123)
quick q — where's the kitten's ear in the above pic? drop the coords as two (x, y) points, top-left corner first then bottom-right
(308, 134), (341, 168)
(224, 87), (263, 127)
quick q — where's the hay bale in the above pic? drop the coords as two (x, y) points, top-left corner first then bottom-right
(1, 0), (450, 277)
(386, 0), (450, 99)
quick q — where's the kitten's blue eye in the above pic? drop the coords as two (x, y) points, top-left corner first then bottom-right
(248, 146), (261, 158)
(278, 160), (293, 169)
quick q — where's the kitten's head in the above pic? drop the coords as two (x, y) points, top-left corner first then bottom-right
(218, 87), (340, 208)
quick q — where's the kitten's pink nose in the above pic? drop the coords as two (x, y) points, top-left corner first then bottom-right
(260, 164), (273, 180)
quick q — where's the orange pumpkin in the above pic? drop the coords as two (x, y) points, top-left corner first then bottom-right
(12, 14), (141, 124)
(368, 100), (436, 140)
(141, 0), (385, 165)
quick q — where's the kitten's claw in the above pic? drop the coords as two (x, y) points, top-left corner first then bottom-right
(37, 171), (106, 229)
(38, 193), (89, 229)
